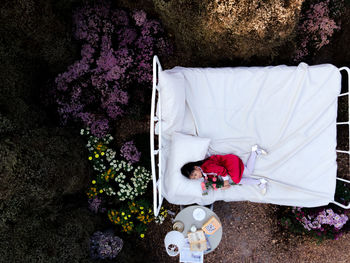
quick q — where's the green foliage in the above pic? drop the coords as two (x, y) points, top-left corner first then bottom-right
(334, 180), (350, 205)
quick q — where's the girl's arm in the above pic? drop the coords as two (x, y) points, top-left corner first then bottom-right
(216, 154), (244, 184)
(200, 156), (228, 177)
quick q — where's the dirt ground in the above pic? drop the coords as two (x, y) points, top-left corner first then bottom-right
(146, 201), (350, 263)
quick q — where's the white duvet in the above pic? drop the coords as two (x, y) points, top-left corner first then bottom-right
(161, 63), (341, 207)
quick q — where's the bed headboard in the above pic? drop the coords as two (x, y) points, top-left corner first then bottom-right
(150, 55), (163, 216)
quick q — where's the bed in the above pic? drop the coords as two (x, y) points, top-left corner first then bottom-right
(150, 55), (350, 216)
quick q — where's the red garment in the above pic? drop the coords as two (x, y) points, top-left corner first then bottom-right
(200, 154), (244, 184)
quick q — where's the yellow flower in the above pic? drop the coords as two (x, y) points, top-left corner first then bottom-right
(101, 152), (105, 156)
(95, 154), (99, 158)
(141, 211), (144, 214)
(140, 207), (144, 210)
(99, 189), (103, 193)
(122, 212), (125, 216)
(124, 216), (127, 220)
(88, 156), (92, 160)
(111, 211), (115, 216)
(92, 180), (96, 184)
(140, 234), (145, 238)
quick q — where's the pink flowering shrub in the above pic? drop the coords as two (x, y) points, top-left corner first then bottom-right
(281, 206), (349, 241)
(54, 1), (172, 137)
(281, 180), (350, 241)
(293, 0), (340, 62)
(120, 140), (141, 164)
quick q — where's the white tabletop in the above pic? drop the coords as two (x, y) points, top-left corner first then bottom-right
(174, 205), (222, 254)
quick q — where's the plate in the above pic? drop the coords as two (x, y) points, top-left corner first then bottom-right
(192, 208), (206, 221)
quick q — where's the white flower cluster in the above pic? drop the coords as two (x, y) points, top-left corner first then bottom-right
(155, 215), (166, 224)
(93, 162), (107, 173)
(82, 128), (113, 147)
(81, 128), (151, 201)
(80, 128), (90, 135)
(81, 128), (115, 173)
(113, 160), (151, 201)
(106, 148), (116, 162)
(103, 187), (116, 196)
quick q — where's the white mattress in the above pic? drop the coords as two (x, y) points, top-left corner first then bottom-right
(161, 63), (341, 207)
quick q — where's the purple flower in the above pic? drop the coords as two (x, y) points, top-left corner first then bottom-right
(133, 10), (147, 26)
(120, 140), (141, 164)
(90, 231), (123, 259)
(53, 1), (173, 137)
(88, 197), (106, 213)
(91, 118), (109, 138)
(293, 0), (340, 61)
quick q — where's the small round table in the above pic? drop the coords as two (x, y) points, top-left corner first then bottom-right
(174, 205), (222, 254)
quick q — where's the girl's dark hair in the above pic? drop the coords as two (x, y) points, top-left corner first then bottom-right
(181, 159), (207, 178)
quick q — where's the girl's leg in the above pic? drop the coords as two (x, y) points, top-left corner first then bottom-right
(244, 144), (267, 175)
(240, 169), (267, 193)
(240, 168), (260, 185)
(245, 151), (257, 176)
(239, 150), (267, 192)
(240, 147), (268, 192)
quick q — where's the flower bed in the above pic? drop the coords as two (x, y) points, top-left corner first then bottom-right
(108, 199), (167, 238)
(280, 181), (350, 241)
(54, 1), (172, 137)
(81, 128), (167, 244)
(82, 128), (152, 201)
(51, 2), (173, 259)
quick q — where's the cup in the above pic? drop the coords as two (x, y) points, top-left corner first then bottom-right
(172, 221), (184, 232)
(164, 231), (185, 257)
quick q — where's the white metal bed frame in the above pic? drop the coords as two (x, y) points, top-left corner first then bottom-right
(150, 55), (350, 216)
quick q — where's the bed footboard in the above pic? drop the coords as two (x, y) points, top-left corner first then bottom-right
(151, 55), (163, 216)
(331, 67), (350, 209)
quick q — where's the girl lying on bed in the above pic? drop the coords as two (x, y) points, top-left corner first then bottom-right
(181, 145), (268, 195)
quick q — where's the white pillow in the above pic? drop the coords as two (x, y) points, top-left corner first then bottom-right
(155, 71), (186, 139)
(163, 132), (211, 199)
